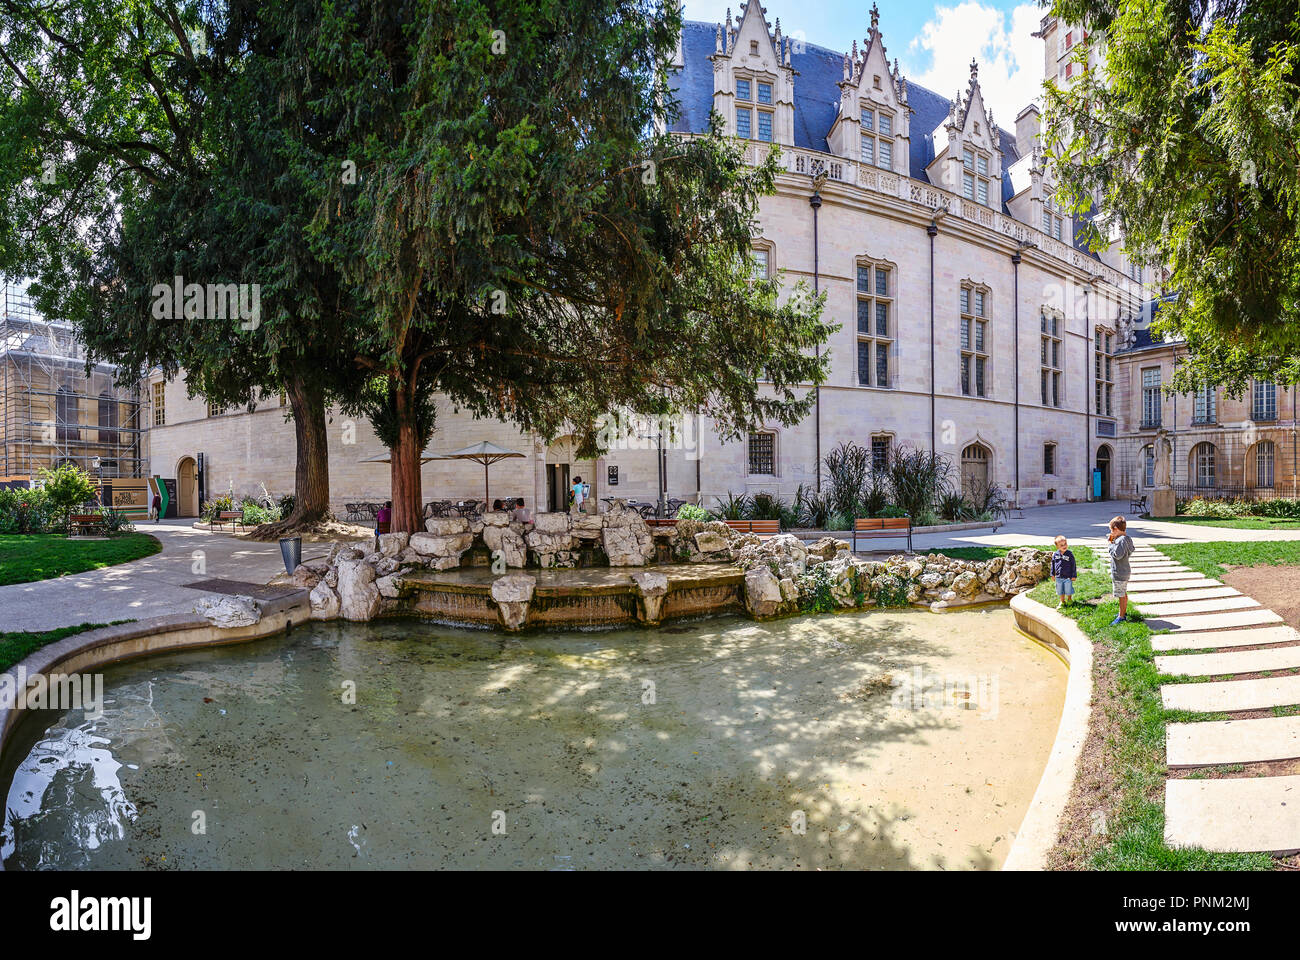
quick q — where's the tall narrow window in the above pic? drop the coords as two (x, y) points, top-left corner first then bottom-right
(856, 262), (893, 387)
(1253, 380), (1278, 421)
(748, 432), (775, 475)
(1256, 441), (1276, 488)
(963, 148), (993, 205)
(750, 248), (769, 280)
(152, 381), (166, 426)
(860, 106), (895, 171)
(1142, 446), (1155, 488)
(735, 108), (751, 139)
(1094, 329), (1114, 417)
(871, 436), (891, 473)
(1194, 442), (1216, 488)
(1044, 442), (1057, 475)
(1192, 383), (1216, 424)
(734, 75), (774, 143)
(960, 285), (989, 397)
(56, 385), (78, 442)
(1040, 313), (1063, 407)
(1141, 368), (1162, 427)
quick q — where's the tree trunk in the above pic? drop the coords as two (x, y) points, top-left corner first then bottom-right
(247, 372), (332, 540)
(389, 379), (424, 533)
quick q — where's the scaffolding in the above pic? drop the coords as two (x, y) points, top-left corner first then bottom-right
(1, 280), (147, 482)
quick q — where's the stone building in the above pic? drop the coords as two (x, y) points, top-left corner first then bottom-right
(148, 4), (1166, 517)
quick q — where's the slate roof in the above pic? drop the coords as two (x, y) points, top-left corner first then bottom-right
(668, 21), (1022, 207)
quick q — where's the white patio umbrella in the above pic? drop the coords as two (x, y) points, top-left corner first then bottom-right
(357, 449), (444, 464)
(432, 441), (526, 504)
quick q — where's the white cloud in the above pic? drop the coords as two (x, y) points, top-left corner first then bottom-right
(905, 2), (1044, 131)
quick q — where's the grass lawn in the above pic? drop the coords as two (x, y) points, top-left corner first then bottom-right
(0, 532), (161, 586)
(0, 621), (134, 673)
(1029, 547), (1273, 870)
(1154, 540), (1300, 580)
(930, 543), (1085, 563)
(1146, 514), (1300, 530)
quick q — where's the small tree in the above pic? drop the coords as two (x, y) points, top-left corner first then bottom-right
(37, 464), (97, 532)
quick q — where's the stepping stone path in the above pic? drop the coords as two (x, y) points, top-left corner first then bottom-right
(1122, 544), (1300, 854)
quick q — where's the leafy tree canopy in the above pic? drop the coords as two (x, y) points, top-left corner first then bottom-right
(1044, 0), (1300, 394)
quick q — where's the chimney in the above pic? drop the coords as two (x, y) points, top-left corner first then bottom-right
(1015, 104), (1041, 159)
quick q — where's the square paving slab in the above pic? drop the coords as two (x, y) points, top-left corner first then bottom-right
(1126, 586), (1241, 604)
(1150, 624), (1299, 652)
(1166, 776), (1300, 854)
(1167, 715), (1300, 767)
(1132, 596), (1261, 616)
(1162, 674), (1300, 712)
(1144, 609), (1283, 633)
(1156, 643), (1300, 677)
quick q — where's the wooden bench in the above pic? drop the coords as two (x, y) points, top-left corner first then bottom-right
(723, 519), (780, 536)
(852, 516), (913, 553)
(69, 512), (107, 538)
(216, 510), (245, 532)
(645, 518), (678, 528)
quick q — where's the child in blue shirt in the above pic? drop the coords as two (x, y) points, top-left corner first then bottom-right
(1051, 535), (1077, 607)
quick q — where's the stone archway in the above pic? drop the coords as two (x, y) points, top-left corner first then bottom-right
(177, 456), (198, 517)
(1095, 444), (1113, 500)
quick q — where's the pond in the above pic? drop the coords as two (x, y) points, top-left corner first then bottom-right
(2, 607), (1064, 870)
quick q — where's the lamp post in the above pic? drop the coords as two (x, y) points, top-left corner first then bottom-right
(91, 455), (102, 505)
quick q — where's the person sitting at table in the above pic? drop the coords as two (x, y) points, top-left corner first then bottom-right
(375, 500), (391, 534)
(492, 499), (504, 511)
(512, 498), (533, 525)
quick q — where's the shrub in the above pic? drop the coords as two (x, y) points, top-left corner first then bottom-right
(277, 493), (296, 516)
(795, 484), (831, 529)
(0, 487), (52, 534)
(37, 464), (97, 530)
(98, 506), (136, 534)
(1254, 498), (1300, 519)
(201, 495), (236, 522)
(675, 503), (714, 521)
(938, 490), (975, 522)
(716, 492), (750, 520)
(885, 445), (954, 521)
(823, 441), (871, 518)
(239, 498), (281, 525)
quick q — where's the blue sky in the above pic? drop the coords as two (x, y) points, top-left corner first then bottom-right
(681, 0), (1051, 124)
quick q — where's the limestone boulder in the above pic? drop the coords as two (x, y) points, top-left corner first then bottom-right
(744, 564), (785, 619)
(424, 516), (471, 537)
(532, 512), (571, 536)
(630, 570), (670, 624)
(194, 594), (262, 628)
(602, 502), (653, 566)
(483, 524), (528, 568)
(309, 581), (340, 620)
(377, 532), (410, 558)
(490, 574), (536, 631)
(290, 564), (322, 589)
(336, 558), (380, 621)
(694, 530), (731, 554)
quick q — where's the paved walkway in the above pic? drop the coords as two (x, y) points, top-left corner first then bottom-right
(0, 519), (344, 633)
(1110, 543), (1300, 855)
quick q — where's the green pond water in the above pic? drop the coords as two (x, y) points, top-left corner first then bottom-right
(1, 608), (1064, 870)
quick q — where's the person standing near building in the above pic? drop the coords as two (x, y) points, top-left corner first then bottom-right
(571, 476), (586, 512)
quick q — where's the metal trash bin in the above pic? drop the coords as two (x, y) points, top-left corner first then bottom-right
(279, 536), (302, 576)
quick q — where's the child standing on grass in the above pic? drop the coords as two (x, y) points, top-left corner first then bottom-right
(1107, 515), (1135, 625)
(1051, 535), (1077, 606)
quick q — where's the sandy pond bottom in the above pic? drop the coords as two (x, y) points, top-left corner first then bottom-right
(2, 607), (1064, 871)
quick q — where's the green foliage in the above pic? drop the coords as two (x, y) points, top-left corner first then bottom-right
(97, 507), (136, 535)
(794, 484), (830, 529)
(1, 619), (135, 672)
(823, 441), (872, 518)
(201, 495), (236, 523)
(797, 565), (837, 614)
(716, 492), (751, 521)
(1158, 540), (1300, 581)
(1043, 0), (1300, 392)
(674, 503), (714, 521)
(0, 487), (52, 534)
(885, 445), (955, 522)
(937, 490), (975, 523)
(871, 575), (911, 608)
(36, 464), (97, 530)
(344, 376), (439, 452)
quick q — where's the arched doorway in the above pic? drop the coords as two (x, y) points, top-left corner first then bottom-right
(545, 436), (597, 512)
(177, 456), (198, 517)
(961, 443), (991, 500)
(1095, 444), (1113, 500)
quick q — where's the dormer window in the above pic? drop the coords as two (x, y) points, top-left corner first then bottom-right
(963, 148), (992, 206)
(735, 73), (774, 142)
(860, 106), (895, 171)
(750, 40), (759, 55)
(873, 75), (881, 89)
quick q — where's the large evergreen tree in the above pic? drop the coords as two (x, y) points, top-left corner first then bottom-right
(1043, 0), (1300, 393)
(295, 0), (832, 532)
(0, 0), (361, 534)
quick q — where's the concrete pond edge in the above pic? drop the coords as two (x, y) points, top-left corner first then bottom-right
(1001, 593), (1095, 871)
(0, 591), (310, 763)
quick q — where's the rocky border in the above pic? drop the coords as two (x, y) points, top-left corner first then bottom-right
(1001, 592), (1095, 871)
